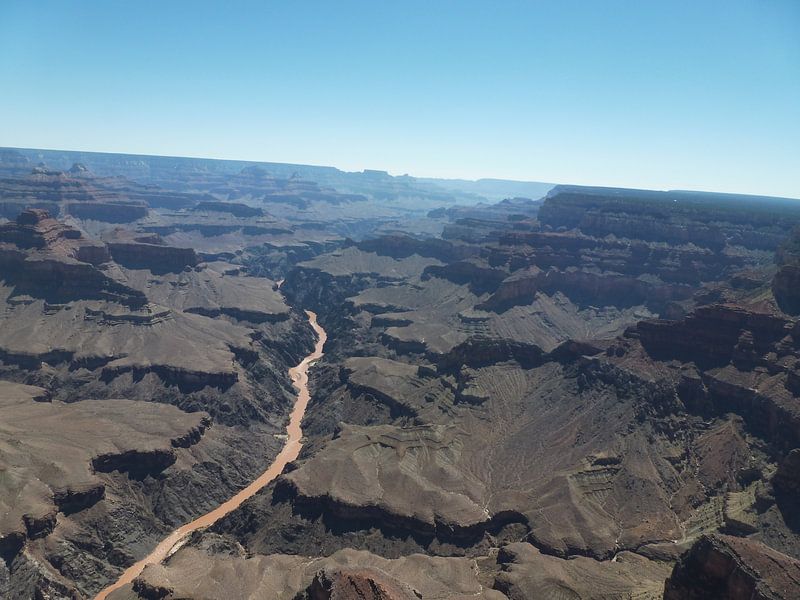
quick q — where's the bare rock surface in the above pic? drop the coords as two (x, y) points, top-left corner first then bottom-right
(495, 542), (671, 599)
(4, 150), (800, 599)
(0, 392), (209, 555)
(0, 200), (314, 597)
(107, 545), (499, 600)
(118, 260), (290, 322)
(664, 534), (800, 599)
(281, 423), (489, 532)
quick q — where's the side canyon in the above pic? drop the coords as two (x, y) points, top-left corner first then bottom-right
(1, 147), (799, 600)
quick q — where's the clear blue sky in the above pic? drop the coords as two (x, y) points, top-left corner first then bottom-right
(1, 1), (798, 197)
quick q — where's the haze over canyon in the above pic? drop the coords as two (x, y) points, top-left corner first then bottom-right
(0, 146), (799, 600)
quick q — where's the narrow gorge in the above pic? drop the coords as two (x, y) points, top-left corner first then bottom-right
(95, 310), (327, 600)
(2, 147), (799, 599)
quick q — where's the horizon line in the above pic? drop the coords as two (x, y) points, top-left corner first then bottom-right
(4, 144), (799, 202)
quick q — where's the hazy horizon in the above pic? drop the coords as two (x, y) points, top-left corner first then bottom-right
(1, 1), (798, 197)
(8, 144), (800, 202)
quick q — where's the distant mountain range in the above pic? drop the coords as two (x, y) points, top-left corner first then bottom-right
(2, 146), (555, 206)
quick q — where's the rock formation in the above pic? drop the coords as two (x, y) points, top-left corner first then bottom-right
(0, 208), (314, 597)
(664, 535), (800, 599)
(102, 228), (198, 273)
(0, 209), (145, 305)
(3, 148), (800, 599)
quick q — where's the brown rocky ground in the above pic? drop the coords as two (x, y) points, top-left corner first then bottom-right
(664, 534), (800, 599)
(197, 186), (800, 599)
(107, 537), (502, 600)
(0, 209), (314, 598)
(4, 148), (800, 599)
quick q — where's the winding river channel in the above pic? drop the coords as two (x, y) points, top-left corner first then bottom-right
(94, 310), (327, 600)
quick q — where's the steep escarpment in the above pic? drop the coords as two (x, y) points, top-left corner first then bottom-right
(0, 387), (209, 558)
(625, 305), (800, 451)
(0, 167), (150, 222)
(102, 228), (199, 273)
(773, 227), (800, 315)
(8, 146), (554, 209)
(0, 209), (146, 306)
(0, 208), (317, 597)
(495, 542), (671, 600)
(107, 542), (501, 600)
(192, 201), (264, 217)
(664, 535), (800, 599)
(538, 185), (800, 251)
(5, 150), (800, 600)
(443, 186), (799, 320)
(0, 162), (220, 221)
(191, 187), (800, 600)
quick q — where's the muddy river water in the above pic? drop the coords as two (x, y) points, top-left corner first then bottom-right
(94, 310), (326, 599)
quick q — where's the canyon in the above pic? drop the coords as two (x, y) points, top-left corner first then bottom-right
(95, 310), (326, 600)
(1, 146), (799, 599)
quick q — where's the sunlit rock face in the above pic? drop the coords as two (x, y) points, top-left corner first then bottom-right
(3, 148), (800, 599)
(664, 535), (800, 600)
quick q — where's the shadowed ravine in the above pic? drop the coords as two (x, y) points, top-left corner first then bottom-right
(94, 310), (327, 600)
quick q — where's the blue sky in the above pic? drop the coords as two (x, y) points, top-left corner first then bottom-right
(1, 1), (798, 196)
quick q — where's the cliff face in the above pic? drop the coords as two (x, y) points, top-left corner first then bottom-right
(435, 187), (796, 320)
(664, 535), (800, 600)
(0, 209), (146, 306)
(773, 264), (800, 314)
(103, 229), (199, 273)
(0, 163), (224, 222)
(199, 186), (800, 600)
(192, 200), (264, 217)
(107, 545), (499, 600)
(538, 185), (800, 251)
(0, 389), (210, 566)
(4, 150), (800, 599)
(773, 228), (800, 315)
(0, 207), (318, 597)
(0, 167), (150, 222)
(66, 200), (148, 222)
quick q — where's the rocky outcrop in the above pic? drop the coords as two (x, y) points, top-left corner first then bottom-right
(664, 534), (800, 599)
(104, 229), (198, 273)
(538, 185), (800, 252)
(439, 336), (543, 370)
(0, 391), (210, 565)
(277, 423), (492, 540)
(108, 545), (498, 600)
(619, 303), (800, 453)
(66, 200), (148, 222)
(192, 201), (263, 217)
(481, 263), (694, 312)
(91, 448), (178, 478)
(356, 235), (479, 263)
(0, 210), (146, 306)
(423, 258), (507, 295)
(495, 542), (670, 600)
(0, 167), (153, 222)
(105, 241), (197, 272)
(773, 264), (800, 315)
(2, 208), (108, 260)
(304, 568), (419, 600)
(100, 362), (239, 391)
(341, 357), (426, 417)
(628, 304), (792, 368)
(53, 483), (107, 515)
(773, 448), (800, 497)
